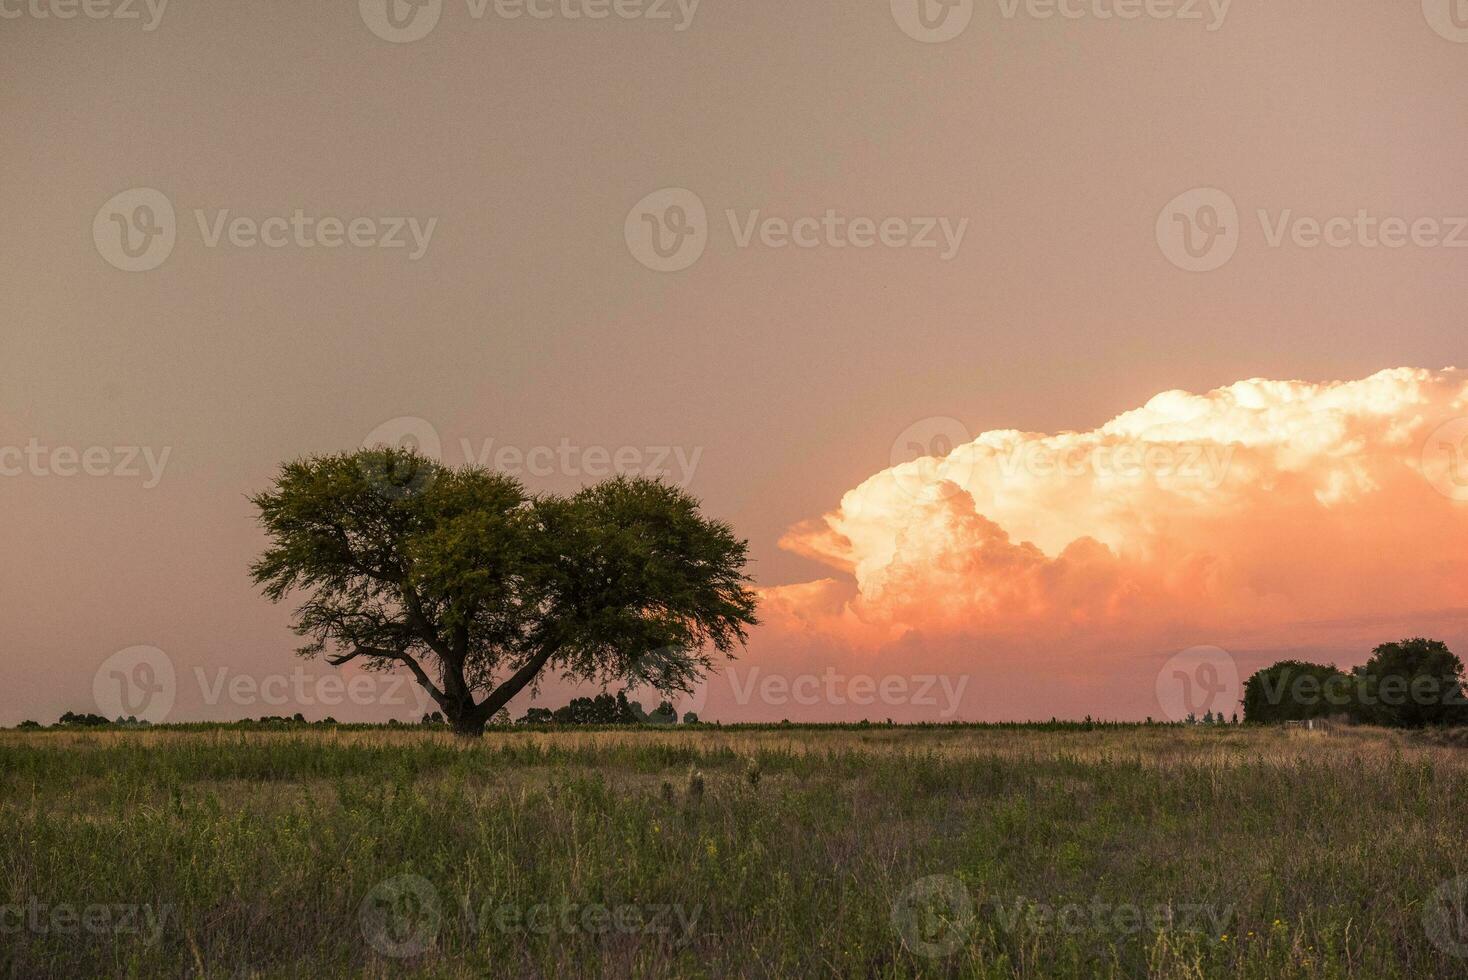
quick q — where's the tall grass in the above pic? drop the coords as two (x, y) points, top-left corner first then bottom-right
(1, 725), (1464, 978)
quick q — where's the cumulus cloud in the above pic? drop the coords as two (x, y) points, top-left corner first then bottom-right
(750, 368), (1468, 718)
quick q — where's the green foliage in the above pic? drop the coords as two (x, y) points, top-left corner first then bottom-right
(1242, 661), (1349, 723)
(57, 711), (110, 727)
(515, 690), (674, 726)
(1350, 637), (1468, 728)
(550, 691), (643, 725)
(646, 700), (678, 726)
(1243, 640), (1468, 728)
(250, 449), (758, 735)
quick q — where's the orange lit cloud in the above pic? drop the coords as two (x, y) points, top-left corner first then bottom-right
(742, 368), (1468, 720)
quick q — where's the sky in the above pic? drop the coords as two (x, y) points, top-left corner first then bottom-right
(2, 0), (1467, 725)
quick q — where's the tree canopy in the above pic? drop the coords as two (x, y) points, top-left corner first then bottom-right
(1241, 660), (1349, 723)
(1350, 637), (1467, 728)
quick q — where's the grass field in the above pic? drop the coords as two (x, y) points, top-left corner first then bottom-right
(3, 724), (1467, 978)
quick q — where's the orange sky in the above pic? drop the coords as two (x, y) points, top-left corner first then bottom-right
(3, 3), (1468, 723)
(741, 368), (1468, 721)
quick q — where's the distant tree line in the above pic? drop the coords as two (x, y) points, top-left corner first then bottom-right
(518, 690), (689, 725)
(30, 712), (337, 730)
(25, 695), (697, 731)
(1183, 710), (1238, 725)
(1242, 638), (1468, 727)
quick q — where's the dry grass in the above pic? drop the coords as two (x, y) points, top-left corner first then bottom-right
(2, 724), (1465, 978)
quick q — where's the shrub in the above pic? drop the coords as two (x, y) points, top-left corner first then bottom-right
(1242, 661), (1349, 723)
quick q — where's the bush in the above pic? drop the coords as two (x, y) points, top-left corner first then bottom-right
(1242, 661), (1349, 723)
(58, 711), (110, 727)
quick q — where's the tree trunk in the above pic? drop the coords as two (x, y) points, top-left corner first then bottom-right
(448, 706), (486, 738)
(431, 644), (560, 738)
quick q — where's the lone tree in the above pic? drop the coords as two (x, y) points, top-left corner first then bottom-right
(251, 448), (758, 736)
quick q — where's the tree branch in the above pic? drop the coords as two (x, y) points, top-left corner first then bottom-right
(473, 642), (562, 723)
(327, 646), (450, 713)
